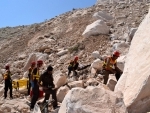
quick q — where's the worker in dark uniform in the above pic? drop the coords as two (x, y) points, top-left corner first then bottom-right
(3, 64), (13, 99)
(68, 56), (79, 78)
(38, 65), (58, 109)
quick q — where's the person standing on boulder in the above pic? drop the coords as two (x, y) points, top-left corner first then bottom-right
(3, 64), (13, 99)
(38, 65), (58, 109)
(68, 56), (79, 78)
(27, 61), (36, 95)
(30, 60), (43, 110)
(100, 51), (122, 84)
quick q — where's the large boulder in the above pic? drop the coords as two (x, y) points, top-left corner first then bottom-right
(67, 80), (84, 88)
(57, 86), (70, 103)
(23, 53), (48, 72)
(91, 51), (100, 59)
(57, 49), (68, 56)
(53, 70), (67, 88)
(59, 87), (128, 113)
(91, 59), (103, 70)
(115, 9), (150, 113)
(82, 20), (109, 38)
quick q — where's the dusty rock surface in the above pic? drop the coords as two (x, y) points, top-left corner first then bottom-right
(0, 1), (149, 113)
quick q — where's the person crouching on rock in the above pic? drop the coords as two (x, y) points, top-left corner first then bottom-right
(38, 65), (58, 109)
(68, 56), (79, 78)
(3, 64), (13, 99)
(100, 51), (123, 84)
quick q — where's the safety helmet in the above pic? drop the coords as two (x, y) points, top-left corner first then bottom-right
(74, 56), (78, 61)
(113, 51), (120, 57)
(37, 60), (43, 64)
(5, 64), (10, 70)
(31, 62), (36, 66)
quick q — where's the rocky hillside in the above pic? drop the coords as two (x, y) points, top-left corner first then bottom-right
(0, 1), (148, 75)
(0, 1), (149, 113)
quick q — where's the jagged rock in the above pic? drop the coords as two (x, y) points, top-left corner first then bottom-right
(11, 73), (20, 80)
(59, 87), (128, 113)
(93, 11), (114, 21)
(115, 9), (150, 113)
(107, 78), (117, 91)
(57, 86), (70, 103)
(44, 48), (51, 53)
(13, 61), (24, 68)
(57, 49), (68, 56)
(18, 54), (26, 60)
(54, 70), (67, 88)
(91, 59), (103, 70)
(91, 51), (100, 59)
(112, 42), (130, 55)
(117, 55), (126, 71)
(128, 28), (137, 42)
(57, 55), (68, 64)
(82, 20), (109, 38)
(86, 78), (100, 86)
(23, 53), (48, 72)
(23, 71), (28, 78)
(67, 80), (84, 88)
(110, 34), (118, 40)
(90, 67), (97, 78)
(38, 45), (49, 52)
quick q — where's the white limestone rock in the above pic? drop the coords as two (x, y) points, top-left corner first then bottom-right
(115, 9), (150, 113)
(82, 20), (109, 38)
(107, 78), (117, 91)
(53, 70), (67, 88)
(128, 28), (137, 42)
(59, 87), (128, 113)
(57, 86), (70, 103)
(91, 51), (100, 59)
(67, 80), (84, 88)
(91, 59), (103, 70)
(57, 49), (68, 56)
(23, 53), (48, 72)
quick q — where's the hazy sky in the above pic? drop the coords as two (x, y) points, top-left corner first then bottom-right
(0, 0), (96, 28)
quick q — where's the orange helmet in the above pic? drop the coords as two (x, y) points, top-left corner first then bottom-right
(113, 51), (120, 57)
(31, 62), (36, 66)
(74, 56), (78, 61)
(5, 65), (10, 70)
(37, 60), (43, 64)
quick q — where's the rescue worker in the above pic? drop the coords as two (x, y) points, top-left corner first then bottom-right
(30, 60), (43, 110)
(68, 56), (79, 78)
(101, 51), (122, 84)
(3, 64), (13, 99)
(27, 61), (36, 95)
(38, 65), (58, 109)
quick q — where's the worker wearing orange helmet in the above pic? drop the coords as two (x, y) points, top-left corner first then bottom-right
(101, 51), (122, 84)
(68, 56), (79, 78)
(27, 61), (36, 95)
(30, 60), (43, 110)
(3, 64), (13, 99)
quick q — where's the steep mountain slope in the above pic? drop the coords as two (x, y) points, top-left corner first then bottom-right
(0, 1), (148, 74)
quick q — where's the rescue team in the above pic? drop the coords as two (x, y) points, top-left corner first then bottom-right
(2, 51), (122, 110)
